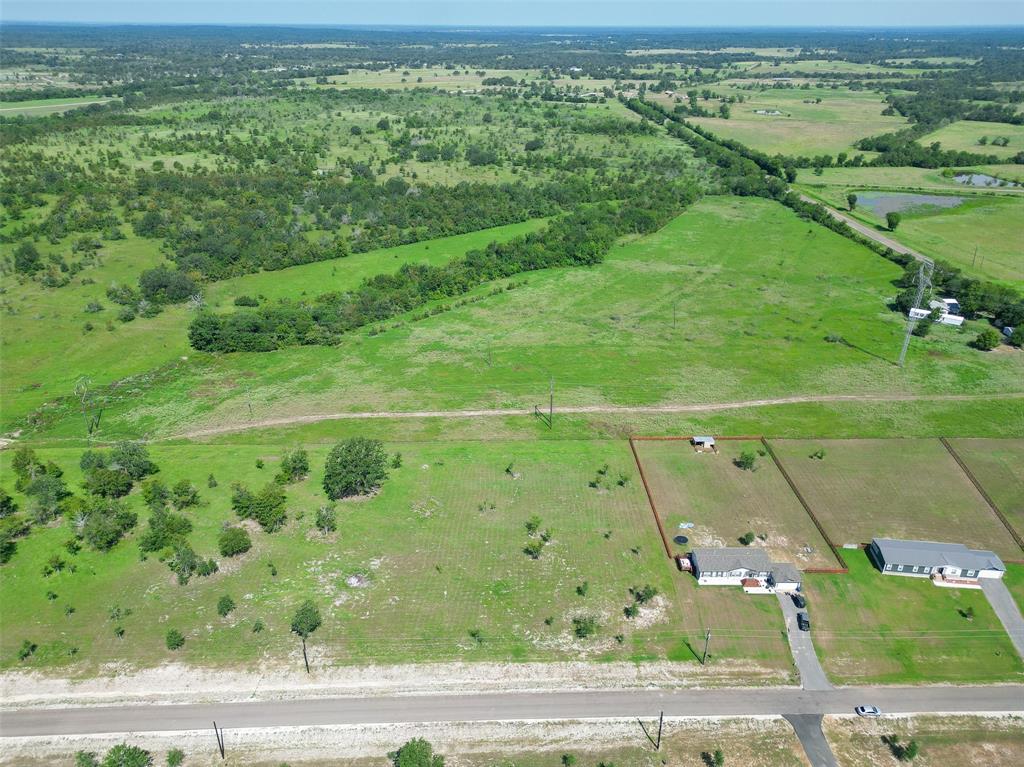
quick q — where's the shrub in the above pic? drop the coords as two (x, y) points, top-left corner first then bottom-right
(391, 738), (445, 767)
(276, 448), (309, 484)
(84, 467), (134, 498)
(75, 752), (99, 767)
(171, 480), (200, 509)
(971, 328), (1001, 351)
(165, 629), (185, 650)
(572, 616), (599, 639)
(734, 451), (757, 471)
(100, 744), (152, 767)
(233, 295), (259, 307)
(18, 639), (37, 660)
(166, 748), (185, 767)
(624, 603), (639, 618)
(524, 540), (544, 559)
(217, 594), (236, 617)
(632, 584), (658, 604)
(323, 438), (389, 499)
(525, 515), (541, 535)
(315, 505), (337, 533)
(232, 483), (287, 532)
(739, 531), (756, 546)
(218, 526), (252, 557)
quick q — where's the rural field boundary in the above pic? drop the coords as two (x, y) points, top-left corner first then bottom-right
(940, 437), (1024, 557)
(629, 434), (848, 572)
(760, 439), (848, 573)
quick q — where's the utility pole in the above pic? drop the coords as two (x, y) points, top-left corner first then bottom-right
(213, 721), (225, 759)
(972, 244), (978, 268)
(657, 710), (664, 750)
(898, 259), (934, 368)
(701, 628), (711, 665)
(549, 376), (554, 429)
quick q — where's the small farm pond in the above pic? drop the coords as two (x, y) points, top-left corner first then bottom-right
(855, 191), (965, 217)
(953, 172), (1020, 188)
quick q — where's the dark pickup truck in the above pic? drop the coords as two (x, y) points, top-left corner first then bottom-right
(797, 612), (811, 631)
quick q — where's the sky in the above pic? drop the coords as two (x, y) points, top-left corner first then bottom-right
(2, 1), (1023, 28)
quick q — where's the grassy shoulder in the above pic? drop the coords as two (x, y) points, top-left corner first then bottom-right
(824, 714), (1024, 767)
(804, 551), (1024, 685)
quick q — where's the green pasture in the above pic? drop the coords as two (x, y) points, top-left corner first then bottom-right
(805, 552), (1024, 685)
(0, 95), (116, 116)
(918, 120), (1024, 160)
(0, 439), (790, 678)
(19, 195), (1024, 441)
(797, 184), (1024, 284)
(949, 439), (1024, 541)
(0, 219), (550, 429)
(685, 85), (906, 157)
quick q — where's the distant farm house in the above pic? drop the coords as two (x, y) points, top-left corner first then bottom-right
(868, 538), (1006, 589)
(754, 109), (785, 116)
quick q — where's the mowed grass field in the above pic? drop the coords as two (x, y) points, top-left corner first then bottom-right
(768, 439), (1022, 561)
(949, 439), (1024, 540)
(804, 552), (1024, 684)
(41, 196), (1024, 441)
(632, 439), (838, 569)
(684, 85), (905, 156)
(825, 715), (1024, 767)
(0, 440), (792, 679)
(918, 120), (1024, 159)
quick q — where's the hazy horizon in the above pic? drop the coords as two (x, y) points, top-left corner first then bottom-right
(3, 1), (1023, 28)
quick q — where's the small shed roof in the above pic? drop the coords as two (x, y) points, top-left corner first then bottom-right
(872, 538), (1005, 572)
(693, 436), (716, 444)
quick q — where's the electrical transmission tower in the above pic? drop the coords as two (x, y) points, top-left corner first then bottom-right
(897, 258), (934, 368)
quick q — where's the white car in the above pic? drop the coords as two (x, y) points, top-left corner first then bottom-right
(855, 705), (881, 717)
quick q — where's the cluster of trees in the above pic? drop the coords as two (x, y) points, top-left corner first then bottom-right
(188, 187), (695, 353)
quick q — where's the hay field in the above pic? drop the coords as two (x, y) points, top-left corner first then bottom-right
(768, 439), (1021, 560)
(948, 438), (1024, 538)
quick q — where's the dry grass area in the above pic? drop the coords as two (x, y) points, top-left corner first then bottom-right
(1, 717), (810, 767)
(949, 438), (1024, 540)
(769, 439), (1019, 560)
(824, 714), (1024, 767)
(633, 439), (838, 568)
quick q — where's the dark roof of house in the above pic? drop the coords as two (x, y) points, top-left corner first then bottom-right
(872, 538), (1005, 572)
(692, 547), (771, 572)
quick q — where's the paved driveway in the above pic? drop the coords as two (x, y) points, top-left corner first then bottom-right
(777, 591), (832, 691)
(785, 714), (839, 767)
(981, 577), (1024, 660)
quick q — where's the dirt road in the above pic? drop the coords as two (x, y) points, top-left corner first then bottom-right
(168, 392), (1019, 440)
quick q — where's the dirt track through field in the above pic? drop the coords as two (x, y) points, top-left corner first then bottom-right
(167, 392), (1021, 440)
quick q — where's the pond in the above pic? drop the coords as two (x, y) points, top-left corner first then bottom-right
(855, 191), (965, 217)
(953, 172), (1020, 188)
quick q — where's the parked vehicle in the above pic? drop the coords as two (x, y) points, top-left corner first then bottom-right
(792, 593), (807, 608)
(855, 705), (882, 717)
(797, 612), (810, 631)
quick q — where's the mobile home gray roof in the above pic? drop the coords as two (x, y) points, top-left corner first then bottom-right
(691, 547), (771, 572)
(769, 562), (802, 585)
(872, 538), (1005, 572)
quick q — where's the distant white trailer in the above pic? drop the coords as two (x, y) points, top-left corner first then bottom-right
(909, 307), (965, 327)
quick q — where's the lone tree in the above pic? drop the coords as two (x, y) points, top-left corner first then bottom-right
(734, 451), (757, 471)
(392, 738), (445, 767)
(886, 211), (902, 231)
(846, 193), (857, 211)
(323, 438), (389, 499)
(291, 598), (322, 673)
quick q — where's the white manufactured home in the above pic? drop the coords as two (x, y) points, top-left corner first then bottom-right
(868, 537), (1005, 588)
(690, 548), (801, 593)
